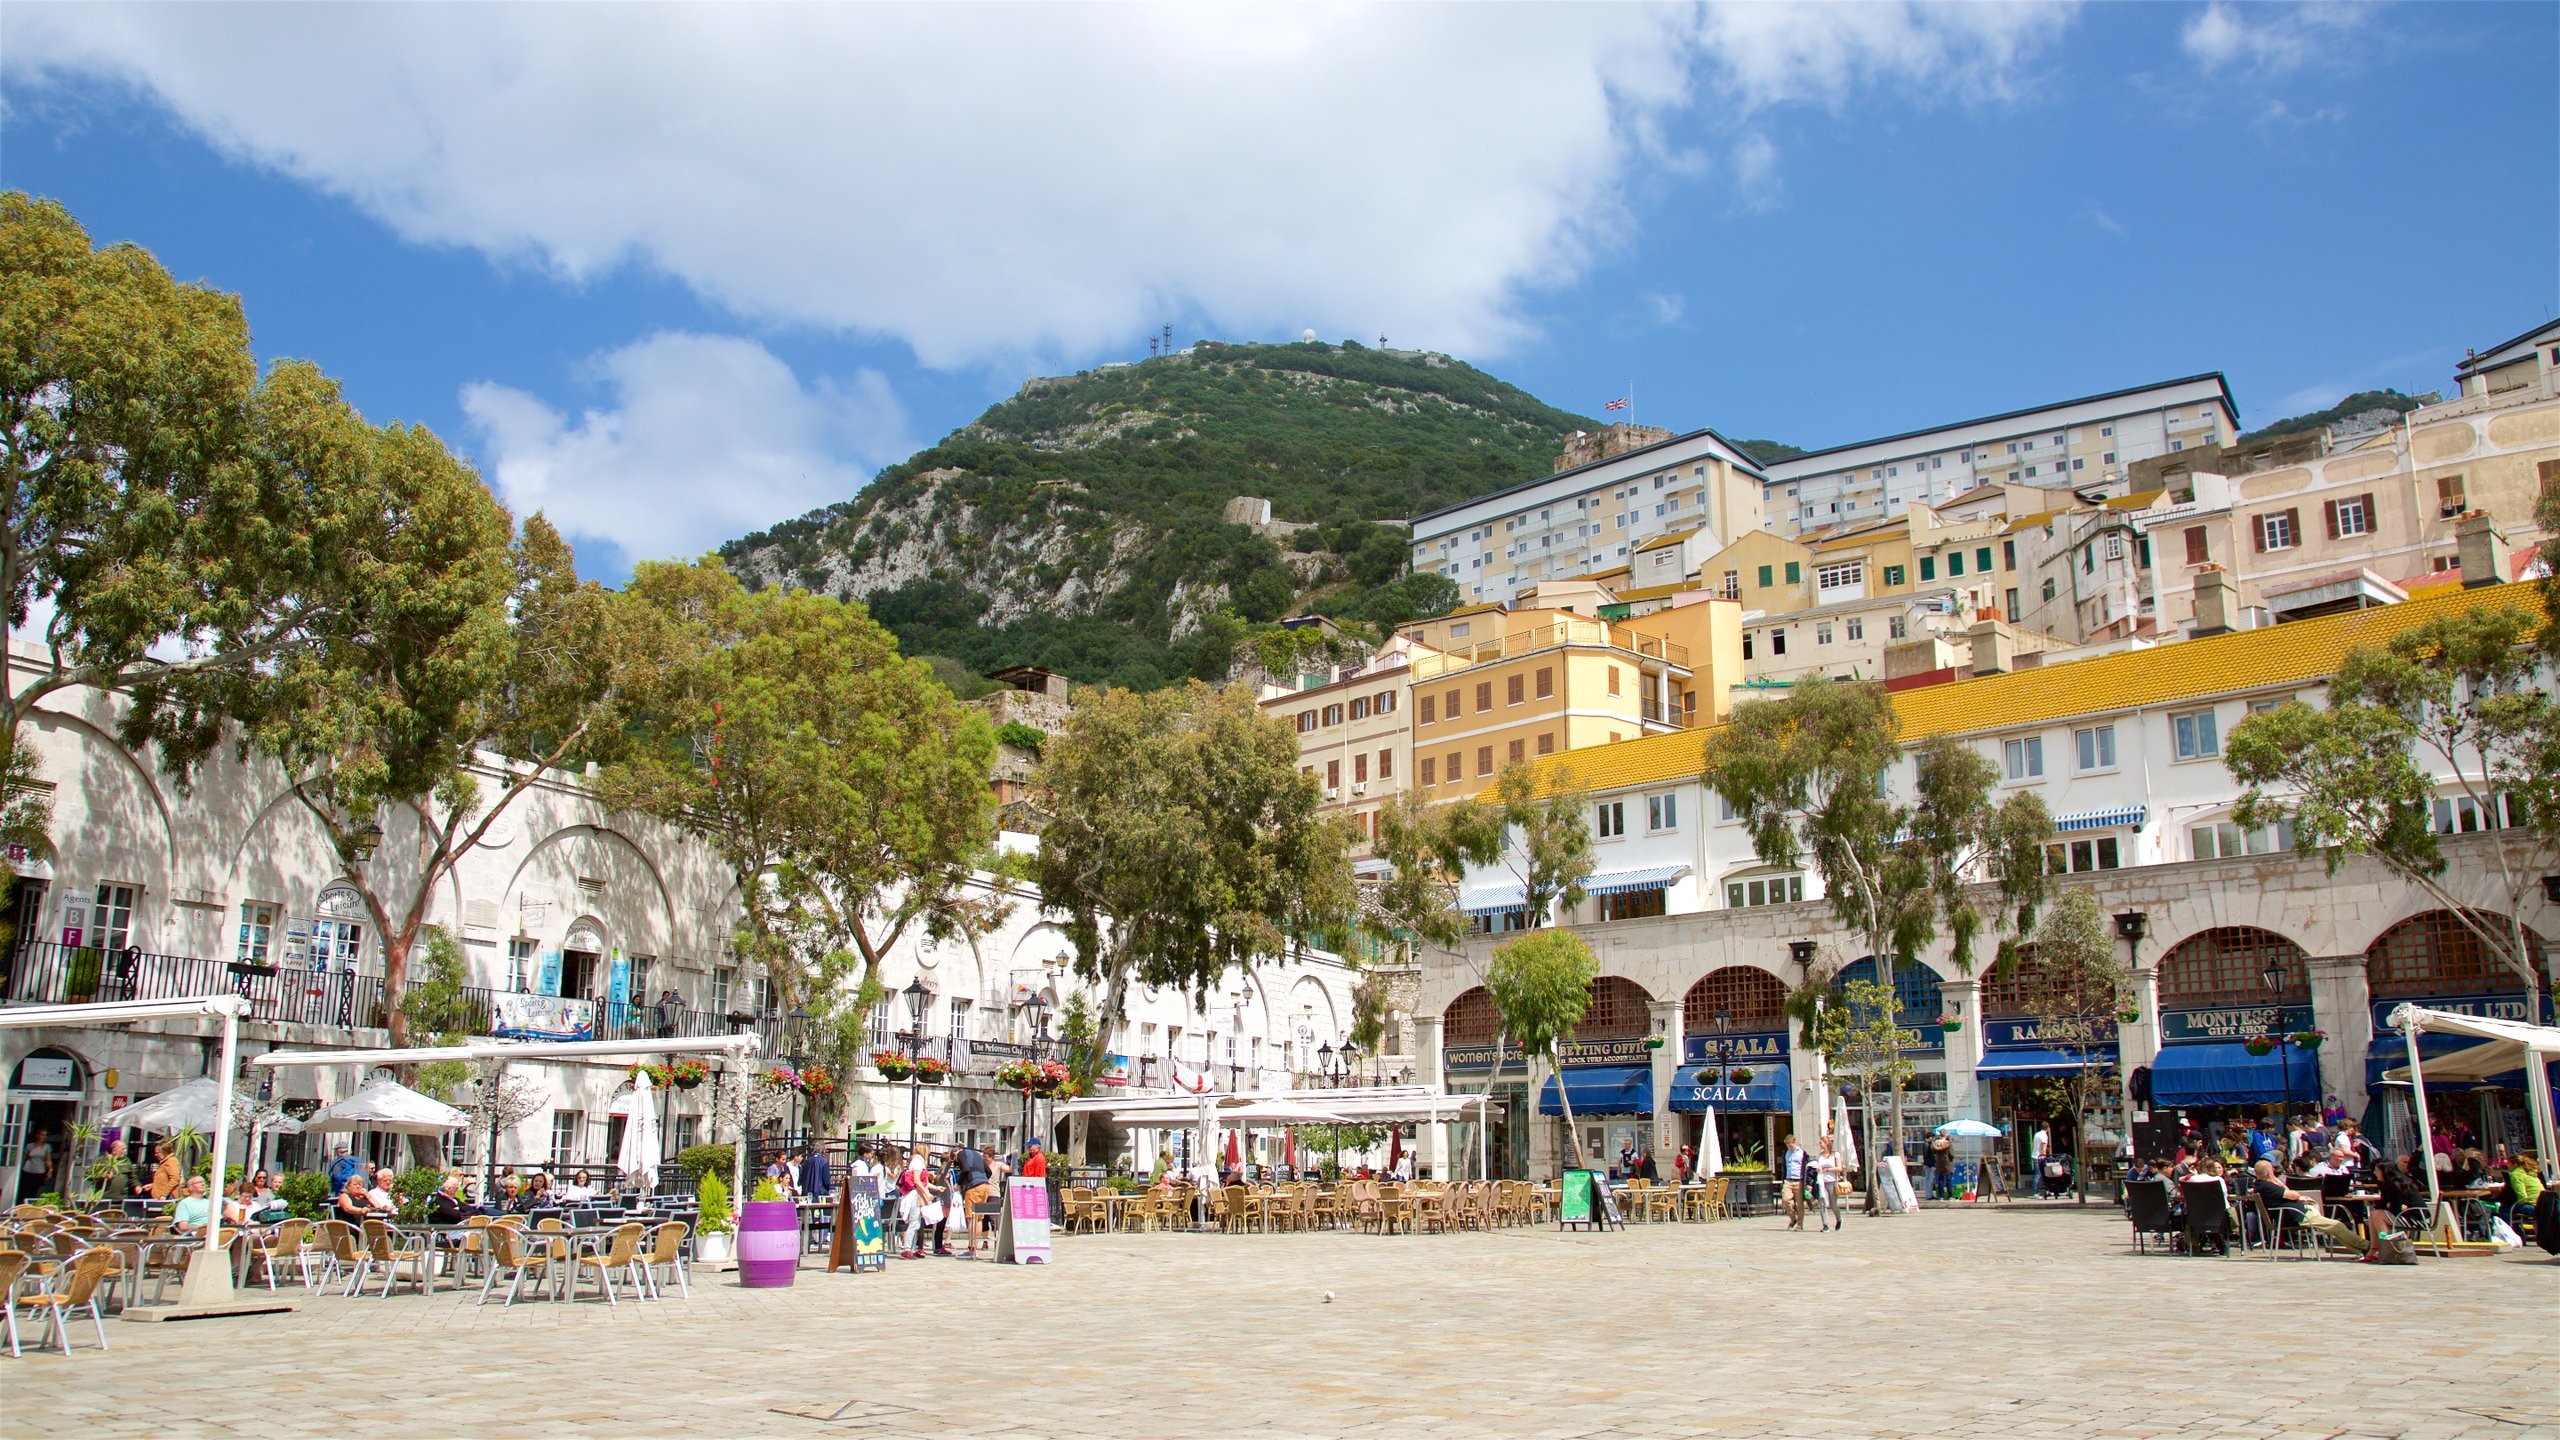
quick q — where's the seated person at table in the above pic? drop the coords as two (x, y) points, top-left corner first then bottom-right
(2247, 1160), (2361, 1252)
(366, 1166), (398, 1213)
(426, 1175), (469, 1225)
(2447, 1149), (2488, 1188)
(554, 1169), (597, 1205)
(517, 1172), (554, 1212)
(2498, 1152), (2543, 1231)
(171, 1176), (215, 1232)
(494, 1173), (526, 1212)
(335, 1171), (379, 1221)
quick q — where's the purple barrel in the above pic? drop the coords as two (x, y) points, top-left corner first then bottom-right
(737, 1200), (800, 1288)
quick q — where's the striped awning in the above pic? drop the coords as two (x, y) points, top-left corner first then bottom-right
(1461, 883), (1527, 915)
(1584, 863), (1691, 898)
(2053, 804), (2147, 833)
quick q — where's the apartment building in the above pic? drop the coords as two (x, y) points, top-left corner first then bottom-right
(1261, 636), (1429, 854)
(1417, 579), (2556, 1179)
(1397, 599), (1742, 800)
(1762, 374), (2239, 536)
(2455, 318), (2560, 402)
(1405, 428), (1768, 608)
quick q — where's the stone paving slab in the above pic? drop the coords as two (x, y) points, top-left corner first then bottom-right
(4, 1207), (2554, 1438)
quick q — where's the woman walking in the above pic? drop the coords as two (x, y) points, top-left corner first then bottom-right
(897, 1148), (930, 1259)
(1813, 1134), (1846, 1232)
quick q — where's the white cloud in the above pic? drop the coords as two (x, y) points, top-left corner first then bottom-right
(1643, 291), (1686, 326)
(5, 4), (2073, 368)
(2182, 1), (2373, 74)
(1730, 132), (1781, 207)
(460, 333), (907, 567)
(2085, 204), (2126, 237)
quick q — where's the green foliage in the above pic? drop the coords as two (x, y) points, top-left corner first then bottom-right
(399, 926), (476, 1043)
(2538, 461), (2559, 659)
(1486, 929), (1598, 1060)
(723, 343), (1594, 688)
(695, 1173), (734, 1233)
(751, 1176), (786, 1202)
(1488, 764), (1596, 923)
(0, 743), (53, 950)
(277, 1170), (334, 1220)
(676, 1142), (737, 1181)
(1362, 788), (1504, 959)
(64, 947), (102, 996)
(1810, 978), (1920, 1094)
(995, 721), (1047, 754)
(2009, 890), (2130, 1204)
(2238, 389), (2423, 444)
(391, 1166), (447, 1224)
(1729, 439), (1805, 465)
(2228, 602), (2557, 993)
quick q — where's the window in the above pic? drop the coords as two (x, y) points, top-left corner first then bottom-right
(2190, 821), (2294, 859)
(505, 937), (536, 993)
(1919, 556), (1936, 581)
(2041, 577), (2057, 602)
(1446, 751), (1462, 781)
(1606, 666), (1621, 696)
(2002, 540), (2016, 570)
(1352, 753), (1368, 783)
(2323, 493), (2373, 539)
(1507, 739), (1525, 764)
(2074, 724), (2116, 772)
(1948, 551), (1965, 577)
(1846, 617), (1864, 642)
(1784, 561), (1801, 584)
(949, 997), (973, 1043)
(236, 901), (278, 964)
(1596, 800), (1626, 839)
(1419, 694), (1436, 724)
(92, 883), (135, 952)
(2044, 837), (2122, 873)
(1647, 793), (1678, 831)
(1376, 690), (1397, 714)
(1815, 561), (1862, 590)
(1597, 887), (1668, 922)
(2101, 425), (2113, 437)
(1725, 874), (1805, 908)
(1506, 674), (1525, 705)
(2003, 736), (2044, 781)
(1722, 570), (1740, 599)
(550, 1111), (584, 1167)
(1770, 629), (1787, 656)
(1816, 623), (1834, 646)
(2254, 510), (2299, 551)
(1475, 746), (1493, 777)
(713, 966), (737, 1016)
(1350, 697), (1370, 721)
(2437, 475), (2467, 517)
(1976, 547), (1994, 573)
(1882, 565), (1905, 586)
(2184, 527), (2209, 565)
(1887, 615), (1906, 640)
(1756, 564), (1773, 588)
(2173, 708), (2219, 760)
(1535, 667), (1554, 699)
(2432, 794), (2527, 834)
(1474, 682), (1492, 713)
(1378, 749), (1393, 778)
(1421, 757), (1437, 786)
(2005, 588), (2020, 623)
(1532, 732), (1551, 755)
(1326, 760), (1340, 790)
(1443, 689), (1459, 717)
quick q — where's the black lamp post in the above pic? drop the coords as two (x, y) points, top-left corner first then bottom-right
(903, 978), (932, 1148)
(782, 1004), (812, 1148)
(1342, 1042), (1360, 1089)
(1317, 1042), (1335, 1089)
(1020, 992), (1051, 1147)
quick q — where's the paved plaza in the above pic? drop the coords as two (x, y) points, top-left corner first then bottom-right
(9, 1207), (2556, 1439)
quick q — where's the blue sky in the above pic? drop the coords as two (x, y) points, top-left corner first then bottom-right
(4, 2), (2552, 581)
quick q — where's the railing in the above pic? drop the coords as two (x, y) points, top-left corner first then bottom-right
(1409, 622), (1690, 681)
(1640, 698), (1699, 728)
(5, 940), (394, 1029)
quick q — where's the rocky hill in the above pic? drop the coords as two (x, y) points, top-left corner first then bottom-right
(720, 341), (1593, 688)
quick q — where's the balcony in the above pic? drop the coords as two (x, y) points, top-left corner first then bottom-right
(1640, 697), (1700, 728)
(1409, 622), (1689, 681)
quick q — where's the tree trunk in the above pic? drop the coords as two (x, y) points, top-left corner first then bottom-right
(1551, 1046), (1582, 1171)
(1472, 1031), (1512, 1181)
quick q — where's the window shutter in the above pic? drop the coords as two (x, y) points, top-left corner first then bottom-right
(2358, 493), (2375, 530)
(2284, 508), (2300, 544)
(2185, 527), (2207, 564)
(2251, 516), (2266, 553)
(2323, 499), (2339, 539)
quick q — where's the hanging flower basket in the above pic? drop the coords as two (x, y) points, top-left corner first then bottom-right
(799, 1063), (837, 1098)
(1692, 1067), (1723, 1086)
(914, 1056), (950, 1085)
(1938, 1013), (1964, 1032)
(2116, 1008), (2141, 1025)
(2289, 1029), (2326, 1051)
(871, 1049), (915, 1081)
(1728, 1066), (1755, 1086)
(1644, 1034), (1666, 1050)
(667, 1058), (709, 1089)
(2243, 1036), (2276, 1057)
(625, 1062), (671, 1089)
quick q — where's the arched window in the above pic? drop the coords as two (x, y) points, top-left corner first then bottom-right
(2366, 910), (2544, 998)
(1571, 976), (1655, 1040)
(1443, 987), (1500, 1046)
(2157, 927), (2308, 1009)
(1838, 956), (1943, 1024)
(1684, 966), (1788, 1034)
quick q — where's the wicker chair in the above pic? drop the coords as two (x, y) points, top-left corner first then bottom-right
(0, 1248), (25, 1356)
(307, 1219), (364, 1294)
(643, 1221), (690, 1300)
(477, 1225), (553, 1306)
(18, 1247), (115, 1356)
(568, 1222), (647, 1305)
(245, 1218), (312, 1293)
(360, 1219), (433, 1298)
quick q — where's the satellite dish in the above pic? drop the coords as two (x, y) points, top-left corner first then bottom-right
(1301, 329), (1318, 342)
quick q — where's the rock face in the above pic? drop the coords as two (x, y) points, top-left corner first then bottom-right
(719, 342), (1592, 684)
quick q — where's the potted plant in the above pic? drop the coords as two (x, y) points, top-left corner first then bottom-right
(1034, 1060), (1078, 1099)
(2243, 1034), (2276, 1057)
(1937, 1012), (1964, 1033)
(799, 1062), (836, 1099)
(1728, 1065), (1754, 1086)
(693, 1173), (736, 1263)
(913, 1056), (950, 1086)
(2289, 1028), (2326, 1051)
(63, 947), (102, 1003)
(872, 1049), (915, 1082)
(1692, 1067), (1723, 1086)
(667, 1057), (709, 1090)
(2116, 1007), (2141, 1025)
(994, 1059), (1042, 1092)
(739, 1177), (798, 1288)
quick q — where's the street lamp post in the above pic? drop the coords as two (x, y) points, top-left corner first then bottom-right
(2262, 956), (2296, 1120)
(784, 1004), (811, 1149)
(902, 978), (932, 1149)
(1020, 992), (1050, 1149)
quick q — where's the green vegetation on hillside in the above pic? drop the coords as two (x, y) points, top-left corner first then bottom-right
(723, 341), (1589, 688)
(2239, 389), (2424, 443)
(1731, 438), (1805, 465)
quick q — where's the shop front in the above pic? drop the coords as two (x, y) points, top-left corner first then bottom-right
(1669, 1028), (1790, 1173)
(1976, 1018), (2119, 1194)
(1538, 1058), (1655, 1171)
(2363, 990), (2548, 1157)
(2148, 1000), (2319, 1115)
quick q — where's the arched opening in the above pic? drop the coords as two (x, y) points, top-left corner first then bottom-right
(1443, 987), (1499, 1046)
(1839, 955), (1945, 1025)
(9, 1046), (89, 1205)
(2157, 927), (2309, 1009)
(1571, 975), (1655, 1040)
(1683, 966), (1788, 1035)
(2366, 910), (2545, 999)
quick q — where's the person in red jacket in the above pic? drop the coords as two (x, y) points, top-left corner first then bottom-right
(1020, 1139), (1048, 1179)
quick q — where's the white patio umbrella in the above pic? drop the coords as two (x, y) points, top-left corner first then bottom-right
(1832, 1092), (1858, 1170)
(1699, 1106), (1725, 1178)
(303, 1077), (470, 1136)
(99, 1077), (276, 1134)
(616, 1069), (660, 1192)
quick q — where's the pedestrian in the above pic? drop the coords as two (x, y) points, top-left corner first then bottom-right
(1675, 1144), (1695, 1185)
(1928, 1134), (1956, 1200)
(18, 1129), (53, 1202)
(1813, 1135), (1846, 1231)
(897, 1147), (930, 1259)
(326, 1142), (364, 1194)
(956, 1140), (993, 1256)
(98, 1136), (132, 1201)
(801, 1142), (833, 1201)
(1780, 1134), (1807, 1230)
(654, 987), (681, 1038)
(150, 1141), (184, 1199)
(1019, 1137), (1047, 1180)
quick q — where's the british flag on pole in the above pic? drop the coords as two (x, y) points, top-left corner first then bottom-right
(1603, 397), (1628, 411)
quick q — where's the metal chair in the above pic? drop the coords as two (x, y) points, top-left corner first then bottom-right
(18, 1247), (114, 1356)
(2123, 1179), (2178, 1255)
(0, 1249), (26, 1356)
(566, 1222), (647, 1306)
(360, 1220), (434, 1297)
(477, 1225), (553, 1307)
(642, 1221), (690, 1300)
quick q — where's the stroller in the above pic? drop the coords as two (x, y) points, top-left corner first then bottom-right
(2039, 1154), (2075, 1197)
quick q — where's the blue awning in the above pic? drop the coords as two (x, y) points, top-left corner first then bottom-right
(2054, 804), (2147, 833)
(1976, 1046), (2117, 1078)
(1585, 864), (1690, 898)
(1537, 1065), (1653, 1116)
(1668, 1062), (1792, 1113)
(2152, 1041), (2311, 1107)
(1461, 883), (1526, 915)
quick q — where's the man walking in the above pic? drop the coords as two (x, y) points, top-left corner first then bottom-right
(1780, 1134), (1807, 1230)
(956, 1141), (993, 1256)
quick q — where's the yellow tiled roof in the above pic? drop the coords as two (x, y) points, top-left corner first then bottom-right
(2105, 491), (2159, 510)
(1633, 525), (1704, 554)
(1612, 581), (1698, 602)
(1489, 583), (2541, 800)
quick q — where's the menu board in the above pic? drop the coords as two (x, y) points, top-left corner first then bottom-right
(997, 1176), (1051, 1264)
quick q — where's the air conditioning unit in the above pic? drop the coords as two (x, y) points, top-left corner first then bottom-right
(1325, 788), (1340, 801)
(1350, 784), (1368, 797)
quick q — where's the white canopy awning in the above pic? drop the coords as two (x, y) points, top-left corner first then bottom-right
(250, 1034), (759, 1068)
(98, 1077), (298, 1136)
(1223, 1101), (1352, 1125)
(303, 1078), (470, 1136)
(1057, 1085), (1494, 1125)
(2381, 1006), (2560, 1084)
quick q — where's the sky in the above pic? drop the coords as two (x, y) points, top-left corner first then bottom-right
(4, 2), (2554, 583)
